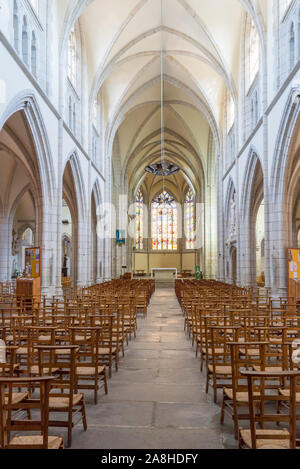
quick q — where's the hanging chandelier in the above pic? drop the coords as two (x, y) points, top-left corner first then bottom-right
(145, 0), (180, 179)
(145, 162), (179, 176)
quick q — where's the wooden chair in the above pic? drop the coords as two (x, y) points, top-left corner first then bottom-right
(91, 314), (118, 378)
(70, 327), (108, 404)
(239, 370), (300, 449)
(205, 325), (240, 403)
(36, 345), (87, 448)
(0, 376), (64, 449)
(220, 341), (267, 439)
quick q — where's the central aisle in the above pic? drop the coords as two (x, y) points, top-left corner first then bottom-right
(72, 288), (234, 449)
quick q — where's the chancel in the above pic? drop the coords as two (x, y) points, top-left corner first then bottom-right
(0, 0), (299, 452)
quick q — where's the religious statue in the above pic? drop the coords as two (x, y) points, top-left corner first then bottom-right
(12, 229), (19, 256)
(62, 254), (68, 278)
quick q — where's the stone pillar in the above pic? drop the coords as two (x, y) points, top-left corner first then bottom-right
(55, 118), (63, 296)
(0, 214), (11, 281)
(41, 201), (59, 297)
(216, 153), (225, 281)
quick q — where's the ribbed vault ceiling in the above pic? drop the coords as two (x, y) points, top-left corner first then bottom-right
(60, 0), (267, 195)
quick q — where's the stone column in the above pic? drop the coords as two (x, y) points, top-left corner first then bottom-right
(0, 214), (11, 281)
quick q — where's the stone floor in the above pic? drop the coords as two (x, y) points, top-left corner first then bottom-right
(71, 287), (236, 449)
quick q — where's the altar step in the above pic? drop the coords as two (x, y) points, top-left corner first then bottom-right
(155, 279), (175, 289)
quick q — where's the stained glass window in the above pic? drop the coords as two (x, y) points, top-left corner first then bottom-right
(152, 191), (177, 250)
(185, 189), (195, 249)
(136, 189), (144, 250)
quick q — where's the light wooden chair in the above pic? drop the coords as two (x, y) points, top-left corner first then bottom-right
(239, 370), (300, 449)
(205, 325), (240, 403)
(36, 345), (87, 448)
(0, 376), (64, 449)
(220, 341), (267, 439)
(70, 327), (108, 404)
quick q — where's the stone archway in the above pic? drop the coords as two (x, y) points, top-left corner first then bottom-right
(270, 89), (300, 296)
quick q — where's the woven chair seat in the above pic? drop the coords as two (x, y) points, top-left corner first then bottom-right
(240, 429), (290, 449)
(76, 365), (105, 376)
(4, 392), (28, 405)
(29, 365), (59, 375)
(38, 335), (52, 343)
(54, 349), (71, 355)
(224, 388), (260, 402)
(8, 435), (64, 449)
(269, 338), (283, 344)
(202, 347), (223, 355)
(97, 347), (117, 355)
(253, 365), (284, 372)
(207, 364), (232, 375)
(239, 348), (260, 356)
(16, 347), (37, 355)
(0, 363), (20, 372)
(279, 389), (300, 402)
(49, 394), (83, 409)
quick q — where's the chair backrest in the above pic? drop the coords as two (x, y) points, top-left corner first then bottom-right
(229, 342), (267, 399)
(36, 345), (79, 409)
(209, 326), (241, 367)
(0, 376), (54, 449)
(70, 327), (100, 368)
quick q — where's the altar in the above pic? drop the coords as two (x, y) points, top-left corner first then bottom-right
(151, 268), (177, 279)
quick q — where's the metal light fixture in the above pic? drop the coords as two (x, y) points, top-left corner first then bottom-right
(145, 162), (180, 176)
(145, 0), (180, 180)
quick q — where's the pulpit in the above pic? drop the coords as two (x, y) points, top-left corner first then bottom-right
(16, 277), (41, 300)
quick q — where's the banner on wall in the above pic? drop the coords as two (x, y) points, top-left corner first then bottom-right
(116, 230), (126, 246)
(287, 248), (300, 280)
(25, 247), (41, 279)
(195, 265), (203, 280)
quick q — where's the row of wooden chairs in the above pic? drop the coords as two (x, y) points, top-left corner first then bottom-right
(0, 279), (155, 449)
(177, 279), (300, 449)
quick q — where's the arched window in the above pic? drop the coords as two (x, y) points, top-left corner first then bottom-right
(185, 189), (195, 250)
(245, 19), (259, 92)
(22, 227), (34, 245)
(279, 0), (293, 20)
(68, 26), (77, 87)
(31, 31), (37, 78)
(152, 191), (177, 251)
(289, 22), (295, 71)
(22, 16), (28, 66)
(136, 189), (144, 250)
(13, 1), (19, 51)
